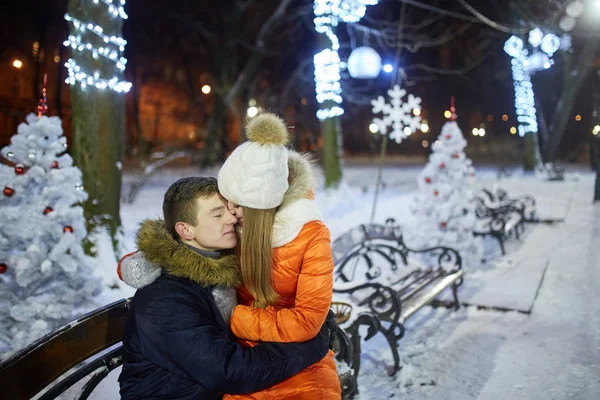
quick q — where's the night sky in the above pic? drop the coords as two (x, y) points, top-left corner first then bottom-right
(1, 0), (597, 158)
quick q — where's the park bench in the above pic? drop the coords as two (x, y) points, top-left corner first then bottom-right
(0, 298), (130, 400)
(473, 188), (539, 255)
(0, 296), (368, 400)
(331, 219), (464, 378)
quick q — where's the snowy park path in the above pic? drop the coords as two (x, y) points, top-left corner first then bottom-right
(356, 173), (600, 399)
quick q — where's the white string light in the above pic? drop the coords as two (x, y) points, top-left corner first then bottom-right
(93, 0), (129, 20)
(313, 0), (379, 120)
(504, 37), (538, 137)
(505, 28), (571, 138)
(63, 1), (130, 93)
(63, 35), (127, 70)
(64, 59), (132, 92)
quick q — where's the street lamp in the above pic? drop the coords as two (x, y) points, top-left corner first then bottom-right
(12, 59), (23, 69)
(369, 123), (379, 133)
(201, 85), (211, 94)
(247, 106), (258, 118)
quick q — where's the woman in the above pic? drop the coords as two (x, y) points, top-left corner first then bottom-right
(217, 113), (340, 399)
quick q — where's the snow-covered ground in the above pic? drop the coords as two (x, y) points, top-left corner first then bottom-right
(64, 163), (600, 399)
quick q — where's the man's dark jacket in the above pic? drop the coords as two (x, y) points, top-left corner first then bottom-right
(118, 220), (329, 399)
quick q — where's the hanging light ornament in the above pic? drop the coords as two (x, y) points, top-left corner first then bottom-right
(347, 46), (382, 79)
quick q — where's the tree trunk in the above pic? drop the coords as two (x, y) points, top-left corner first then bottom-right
(316, 25), (343, 188)
(523, 132), (536, 171)
(68, 0), (125, 254)
(321, 115), (343, 187)
(595, 157), (600, 202)
(203, 92), (228, 166)
(543, 39), (600, 162)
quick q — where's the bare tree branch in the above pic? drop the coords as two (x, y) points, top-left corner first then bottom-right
(223, 0), (295, 105)
(456, 0), (530, 34)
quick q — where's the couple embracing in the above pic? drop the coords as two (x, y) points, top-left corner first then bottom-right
(117, 113), (342, 399)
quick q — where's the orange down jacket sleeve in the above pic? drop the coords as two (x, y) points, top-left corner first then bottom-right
(230, 222), (334, 343)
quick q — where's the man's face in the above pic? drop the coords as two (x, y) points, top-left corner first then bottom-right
(185, 194), (238, 251)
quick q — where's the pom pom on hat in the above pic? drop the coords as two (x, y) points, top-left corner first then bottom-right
(218, 113), (289, 209)
(246, 113), (289, 145)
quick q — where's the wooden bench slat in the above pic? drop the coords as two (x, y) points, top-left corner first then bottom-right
(399, 269), (445, 303)
(387, 268), (433, 293)
(400, 270), (464, 322)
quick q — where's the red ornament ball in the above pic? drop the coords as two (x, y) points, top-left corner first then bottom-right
(0, 263), (7, 274)
(441, 221), (447, 228)
(51, 161), (59, 169)
(63, 225), (74, 233)
(439, 163), (446, 169)
(433, 190), (439, 196)
(445, 134), (452, 140)
(425, 177), (432, 184)
(3, 187), (15, 197)
(15, 164), (25, 175)
(453, 153), (460, 159)
(43, 207), (53, 215)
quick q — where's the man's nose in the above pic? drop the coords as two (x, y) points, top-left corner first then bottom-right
(225, 209), (238, 225)
(227, 201), (237, 215)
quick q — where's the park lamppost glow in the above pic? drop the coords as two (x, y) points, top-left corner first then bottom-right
(247, 106), (258, 118)
(472, 127), (479, 136)
(510, 127), (517, 135)
(420, 122), (429, 133)
(369, 123), (379, 133)
(593, 125), (600, 135)
(444, 110), (452, 119)
(201, 85), (211, 94)
(12, 59), (23, 69)
(383, 64), (393, 73)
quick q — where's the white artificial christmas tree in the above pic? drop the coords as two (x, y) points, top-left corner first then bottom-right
(408, 104), (483, 267)
(0, 94), (101, 360)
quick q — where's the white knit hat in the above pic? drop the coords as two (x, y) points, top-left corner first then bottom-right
(217, 113), (289, 210)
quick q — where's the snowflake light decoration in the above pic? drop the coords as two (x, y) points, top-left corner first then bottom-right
(371, 84), (422, 144)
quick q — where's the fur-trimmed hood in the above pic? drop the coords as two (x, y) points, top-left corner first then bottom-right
(136, 219), (241, 287)
(272, 151), (323, 248)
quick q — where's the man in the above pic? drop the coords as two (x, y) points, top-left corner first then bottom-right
(118, 177), (331, 399)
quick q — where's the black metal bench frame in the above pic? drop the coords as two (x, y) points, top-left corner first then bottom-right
(473, 188), (538, 255)
(331, 219), (464, 382)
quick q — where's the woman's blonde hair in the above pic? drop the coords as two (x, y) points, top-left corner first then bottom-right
(239, 207), (279, 306)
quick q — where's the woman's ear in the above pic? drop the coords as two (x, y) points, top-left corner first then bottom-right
(174, 222), (193, 241)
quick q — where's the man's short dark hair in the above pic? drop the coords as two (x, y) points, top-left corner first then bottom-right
(163, 177), (219, 240)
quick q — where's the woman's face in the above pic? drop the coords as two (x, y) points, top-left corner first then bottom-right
(227, 201), (244, 227)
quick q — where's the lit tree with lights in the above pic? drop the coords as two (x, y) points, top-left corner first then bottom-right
(313, 0), (379, 187)
(64, 0), (131, 252)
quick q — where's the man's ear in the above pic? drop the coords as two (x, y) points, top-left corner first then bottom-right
(174, 222), (194, 241)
